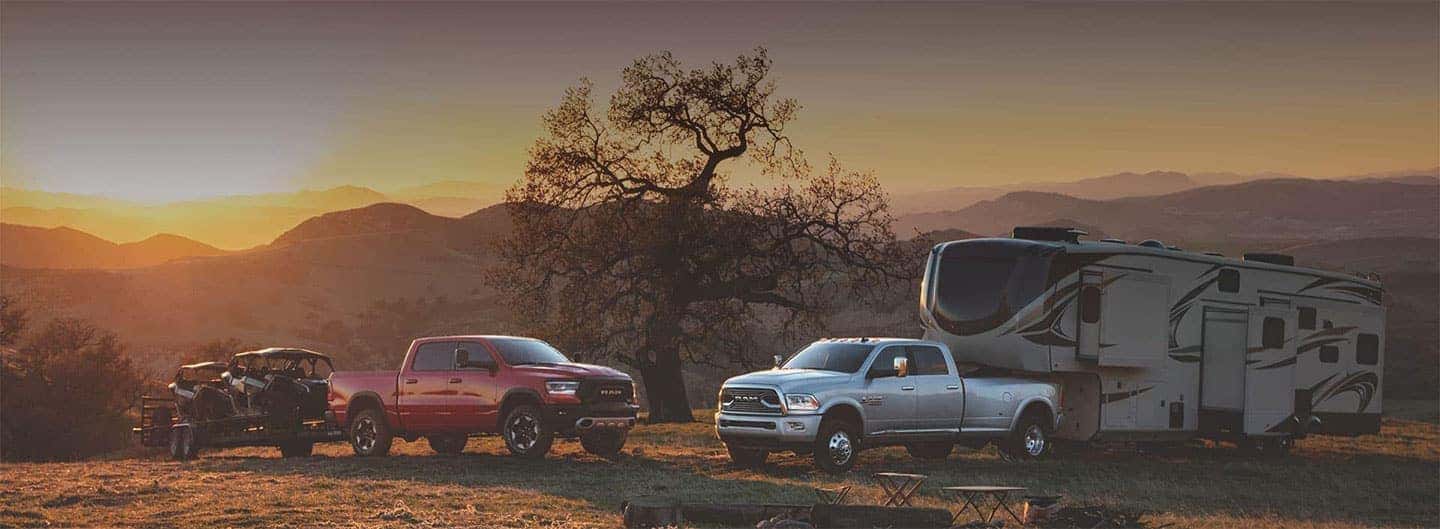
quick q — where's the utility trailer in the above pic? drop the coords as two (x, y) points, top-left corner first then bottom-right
(134, 348), (346, 460)
(136, 395), (345, 460)
(920, 227), (1385, 455)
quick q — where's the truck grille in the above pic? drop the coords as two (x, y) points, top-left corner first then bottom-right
(720, 387), (783, 415)
(581, 380), (634, 404)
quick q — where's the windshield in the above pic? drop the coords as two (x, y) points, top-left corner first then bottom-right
(782, 342), (875, 373)
(932, 241), (1051, 336)
(491, 338), (570, 365)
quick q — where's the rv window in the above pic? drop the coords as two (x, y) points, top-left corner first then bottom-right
(1298, 307), (1316, 330)
(1319, 345), (1339, 364)
(1218, 269), (1239, 293)
(908, 346), (949, 376)
(1357, 333), (1379, 365)
(1262, 317), (1285, 349)
(933, 247), (1048, 335)
(1079, 286), (1101, 324)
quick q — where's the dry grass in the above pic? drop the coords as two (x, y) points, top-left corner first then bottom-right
(1, 403), (1436, 529)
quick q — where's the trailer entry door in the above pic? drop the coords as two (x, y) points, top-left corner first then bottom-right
(1200, 308), (1247, 413)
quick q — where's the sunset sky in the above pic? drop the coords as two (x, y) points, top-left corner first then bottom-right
(3, 2), (1437, 202)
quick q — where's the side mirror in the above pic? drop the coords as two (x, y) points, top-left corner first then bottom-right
(773, 355), (784, 369)
(893, 356), (909, 378)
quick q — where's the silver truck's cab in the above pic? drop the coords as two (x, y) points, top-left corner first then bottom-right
(715, 338), (1061, 473)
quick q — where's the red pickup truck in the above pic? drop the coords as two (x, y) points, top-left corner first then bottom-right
(328, 335), (639, 459)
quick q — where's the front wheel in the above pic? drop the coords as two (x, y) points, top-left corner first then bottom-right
(998, 411), (1052, 462)
(349, 408), (393, 457)
(581, 430), (628, 460)
(502, 404), (554, 458)
(813, 419), (860, 474)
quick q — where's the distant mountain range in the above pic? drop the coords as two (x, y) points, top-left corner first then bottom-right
(0, 181), (497, 250)
(0, 224), (229, 269)
(889, 168), (1439, 214)
(897, 178), (1440, 244)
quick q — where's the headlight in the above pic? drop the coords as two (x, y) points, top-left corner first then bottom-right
(546, 380), (580, 395)
(786, 394), (820, 412)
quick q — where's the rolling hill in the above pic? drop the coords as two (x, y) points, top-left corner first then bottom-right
(0, 224), (229, 269)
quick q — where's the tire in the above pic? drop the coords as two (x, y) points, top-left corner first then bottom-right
(580, 430), (627, 460)
(998, 410), (1052, 462)
(726, 444), (769, 468)
(428, 434), (467, 455)
(906, 442), (954, 461)
(279, 440), (314, 458)
(169, 425), (198, 461)
(502, 404), (554, 459)
(349, 408), (393, 457)
(813, 419), (860, 474)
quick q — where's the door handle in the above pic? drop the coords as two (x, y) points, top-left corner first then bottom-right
(404, 378), (418, 384)
(946, 385), (960, 390)
(901, 386), (915, 391)
(449, 378), (463, 384)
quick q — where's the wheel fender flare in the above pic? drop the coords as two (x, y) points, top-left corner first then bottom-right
(1007, 397), (1057, 432)
(817, 399), (866, 437)
(499, 388), (545, 417)
(346, 391), (388, 427)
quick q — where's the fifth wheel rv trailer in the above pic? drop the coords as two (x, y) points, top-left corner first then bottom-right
(920, 227), (1384, 453)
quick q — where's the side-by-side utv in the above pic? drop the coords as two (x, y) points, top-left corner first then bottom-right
(135, 348), (345, 460)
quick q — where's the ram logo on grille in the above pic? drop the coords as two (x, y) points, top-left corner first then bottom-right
(599, 387), (624, 398)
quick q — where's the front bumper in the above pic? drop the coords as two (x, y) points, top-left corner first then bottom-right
(715, 411), (822, 449)
(545, 401), (639, 437)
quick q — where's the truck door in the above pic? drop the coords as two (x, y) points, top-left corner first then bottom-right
(860, 345), (918, 435)
(399, 341), (459, 431)
(453, 340), (502, 432)
(1245, 306), (1296, 435)
(1076, 270), (1103, 361)
(907, 345), (965, 431)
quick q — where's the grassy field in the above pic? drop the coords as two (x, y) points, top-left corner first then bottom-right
(2, 402), (1436, 529)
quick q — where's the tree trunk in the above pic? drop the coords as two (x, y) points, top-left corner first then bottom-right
(639, 344), (695, 423)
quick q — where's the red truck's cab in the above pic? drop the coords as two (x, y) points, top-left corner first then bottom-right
(329, 335), (638, 458)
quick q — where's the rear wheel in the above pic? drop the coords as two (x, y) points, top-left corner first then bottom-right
(427, 434), (467, 455)
(906, 442), (954, 461)
(813, 419), (860, 474)
(581, 430), (628, 460)
(349, 408), (393, 457)
(502, 404), (554, 458)
(998, 411), (1052, 462)
(726, 444), (769, 468)
(279, 440), (314, 458)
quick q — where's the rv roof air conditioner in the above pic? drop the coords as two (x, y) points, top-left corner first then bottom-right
(1013, 226), (1086, 243)
(1137, 239), (1166, 249)
(1244, 252), (1295, 266)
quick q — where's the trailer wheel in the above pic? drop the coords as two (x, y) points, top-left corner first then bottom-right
(427, 434), (467, 455)
(906, 442), (954, 460)
(998, 411), (1052, 462)
(349, 408), (393, 457)
(580, 430), (627, 460)
(502, 404), (554, 459)
(725, 444), (769, 468)
(279, 440), (314, 458)
(169, 425), (198, 461)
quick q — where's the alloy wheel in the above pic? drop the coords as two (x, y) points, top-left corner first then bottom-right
(354, 417), (377, 453)
(507, 412), (539, 452)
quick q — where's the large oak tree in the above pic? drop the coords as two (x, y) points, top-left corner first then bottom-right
(494, 49), (916, 422)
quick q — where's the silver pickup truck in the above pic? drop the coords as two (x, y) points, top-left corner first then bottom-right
(715, 338), (1061, 473)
